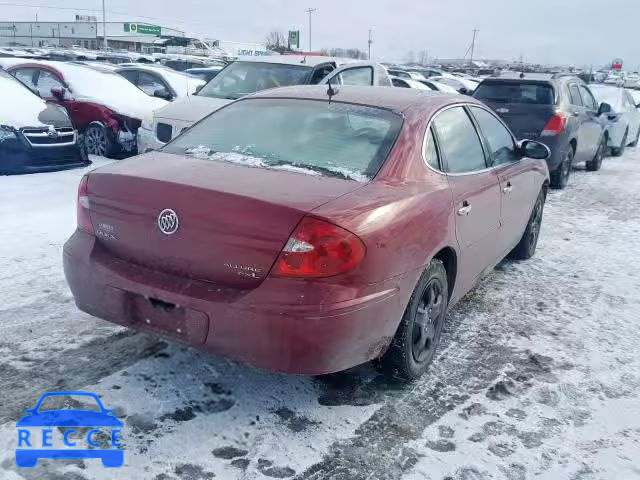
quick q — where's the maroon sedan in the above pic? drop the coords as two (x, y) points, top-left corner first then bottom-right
(63, 86), (550, 381)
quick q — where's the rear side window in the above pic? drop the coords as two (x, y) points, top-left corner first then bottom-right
(470, 107), (519, 165)
(12, 68), (37, 88)
(164, 98), (403, 182)
(579, 86), (597, 110)
(424, 127), (440, 170)
(474, 82), (555, 105)
(432, 107), (487, 173)
(568, 84), (583, 106)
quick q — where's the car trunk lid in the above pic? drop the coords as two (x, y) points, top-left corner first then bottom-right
(87, 152), (363, 288)
(483, 102), (558, 139)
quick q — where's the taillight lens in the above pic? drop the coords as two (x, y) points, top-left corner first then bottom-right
(77, 175), (93, 233)
(271, 217), (365, 278)
(541, 113), (567, 136)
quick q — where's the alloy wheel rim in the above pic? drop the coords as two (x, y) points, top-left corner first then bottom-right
(86, 128), (107, 156)
(529, 199), (543, 249)
(412, 279), (445, 363)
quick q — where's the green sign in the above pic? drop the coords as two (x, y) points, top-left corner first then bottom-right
(288, 30), (300, 49)
(124, 23), (161, 36)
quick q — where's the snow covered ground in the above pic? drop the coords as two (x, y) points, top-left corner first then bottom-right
(1, 151), (639, 480)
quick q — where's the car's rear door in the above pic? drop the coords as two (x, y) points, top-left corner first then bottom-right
(578, 85), (604, 158)
(469, 105), (539, 254)
(567, 82), (596, 162)
(431, 105), (502, 289)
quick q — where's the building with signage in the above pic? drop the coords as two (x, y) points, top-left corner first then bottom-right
(0, 20), (185, 52)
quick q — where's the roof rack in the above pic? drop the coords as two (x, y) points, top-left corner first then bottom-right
(551, 72), (578, 79)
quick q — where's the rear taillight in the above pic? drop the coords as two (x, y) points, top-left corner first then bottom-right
(541, 113), (568, 136)
(77, 175), (93, 233)
(271, 217), (365, 278)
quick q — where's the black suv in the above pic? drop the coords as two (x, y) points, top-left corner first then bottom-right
(473, 74), (611, 189)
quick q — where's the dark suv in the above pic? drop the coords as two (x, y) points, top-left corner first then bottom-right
(473, 74), (611, 188)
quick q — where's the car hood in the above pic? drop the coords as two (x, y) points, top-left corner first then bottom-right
(153, 95), (231, 123)
(16, 410), (123, 427)
(0, 76), (59, 128)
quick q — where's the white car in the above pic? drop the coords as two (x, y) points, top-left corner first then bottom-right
(116, 65), (205, 101)
(589, 84), (640, 156)
(138, 57), (391, 153)
(390, 76), (459, 94)
(429, 75), (478, 94)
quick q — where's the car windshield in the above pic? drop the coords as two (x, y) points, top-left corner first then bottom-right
(589, 86), (621, 110)
(37, 395), (101, 412)
(163, 98), (403, 181)
(196, 62), (312, 100)
(474, 81), (555, 104)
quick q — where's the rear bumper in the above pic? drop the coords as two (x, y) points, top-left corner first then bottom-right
(63, 230), (414, 375)
(536, 135), (570, 172)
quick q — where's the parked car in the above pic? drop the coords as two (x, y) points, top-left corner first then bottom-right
(473, 75), (610, 188)
(0, 69), (88, 174)
(116, 65), (205, 101)
(5, 60), (167, 157)
(430, 75), (478, 94)
(64, 86), (550, 381)
(391, 76), (431, 90)
(588, 84), (640, 156)
(184, 66), (224, 82)
(137, 57), (391, 153)
(387, 68), (427, 81)
(418, 80), (460, 94)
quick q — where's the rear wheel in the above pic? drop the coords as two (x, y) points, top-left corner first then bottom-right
(611, 129), (628, 157)
(509, 189), (546, 260)
(85, 124), (115, 158)
(550, 149), (572, 189)
(586, 137), (606, 171)
(379, 259), (448, 382)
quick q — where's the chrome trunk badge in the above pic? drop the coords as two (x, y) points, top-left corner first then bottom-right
(157, 209), (179, 235)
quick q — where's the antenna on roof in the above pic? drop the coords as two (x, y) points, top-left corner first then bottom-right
(327, 77), (338, 104)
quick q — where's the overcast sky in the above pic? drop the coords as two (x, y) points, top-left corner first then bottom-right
(2, 0), (637, 68)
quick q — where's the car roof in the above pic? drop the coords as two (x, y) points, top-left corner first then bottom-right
(247, 85), (472, 112)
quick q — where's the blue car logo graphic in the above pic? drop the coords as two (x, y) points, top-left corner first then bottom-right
(16, 391), (123, 468)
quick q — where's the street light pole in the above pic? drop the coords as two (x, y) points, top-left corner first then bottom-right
(102, 0), (107, 51)
(305, 8), (316, 52)
(368, 28), (373, 61)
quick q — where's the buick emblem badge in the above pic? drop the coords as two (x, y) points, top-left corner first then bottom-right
(157, 209), (179, 235)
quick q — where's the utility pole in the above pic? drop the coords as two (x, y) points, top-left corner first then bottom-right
(102, 0), (107, 51)
(368, 28), (373, 61)
(469, 28), (478, 66)
(305, 8), (317, 52)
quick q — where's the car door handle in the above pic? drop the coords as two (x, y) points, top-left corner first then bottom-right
(457, 203), (472, 216)
(503, 182), (513, 194)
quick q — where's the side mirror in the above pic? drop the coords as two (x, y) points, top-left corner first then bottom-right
(24, 409), (34, 414)
(597, 102), (612, 116)
(520, 140), (551, 160)
(50, 87), (65, 100)
(458, 87), (469, 95)
(153, 87), (173, 100)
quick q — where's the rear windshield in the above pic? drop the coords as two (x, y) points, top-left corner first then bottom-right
(163, 98), (403, 182)
(197, 62), (312, 100)
(474, 81), (555, 105)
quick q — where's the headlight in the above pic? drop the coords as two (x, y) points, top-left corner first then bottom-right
(0, 125), (17, 143)
(141, 116), (154, 131)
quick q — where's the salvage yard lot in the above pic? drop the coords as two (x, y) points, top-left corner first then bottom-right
(1, 152), (639, 480)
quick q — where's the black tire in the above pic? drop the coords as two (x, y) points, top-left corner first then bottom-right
(586, 137), (605, 172)
(629, 127), (640, 147)
(509, 189), (546, 261)
(84, 124), (116, 157)
(550, 149), (572, 189)
(611, 129), (628, 157)
(379, 259), (448, 382)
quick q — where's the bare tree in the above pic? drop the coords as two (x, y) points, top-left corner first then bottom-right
(265, 30), (286, 50)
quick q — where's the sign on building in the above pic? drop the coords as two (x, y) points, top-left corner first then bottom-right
(123, 23), (161, 36)
(75, 15), (97, 22)
(288, 30), (300, 50)
(612, 58), (623, 71)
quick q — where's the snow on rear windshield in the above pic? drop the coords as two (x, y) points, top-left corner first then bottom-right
(474, 82), (555, 104)
(163, 98), (403, 182)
